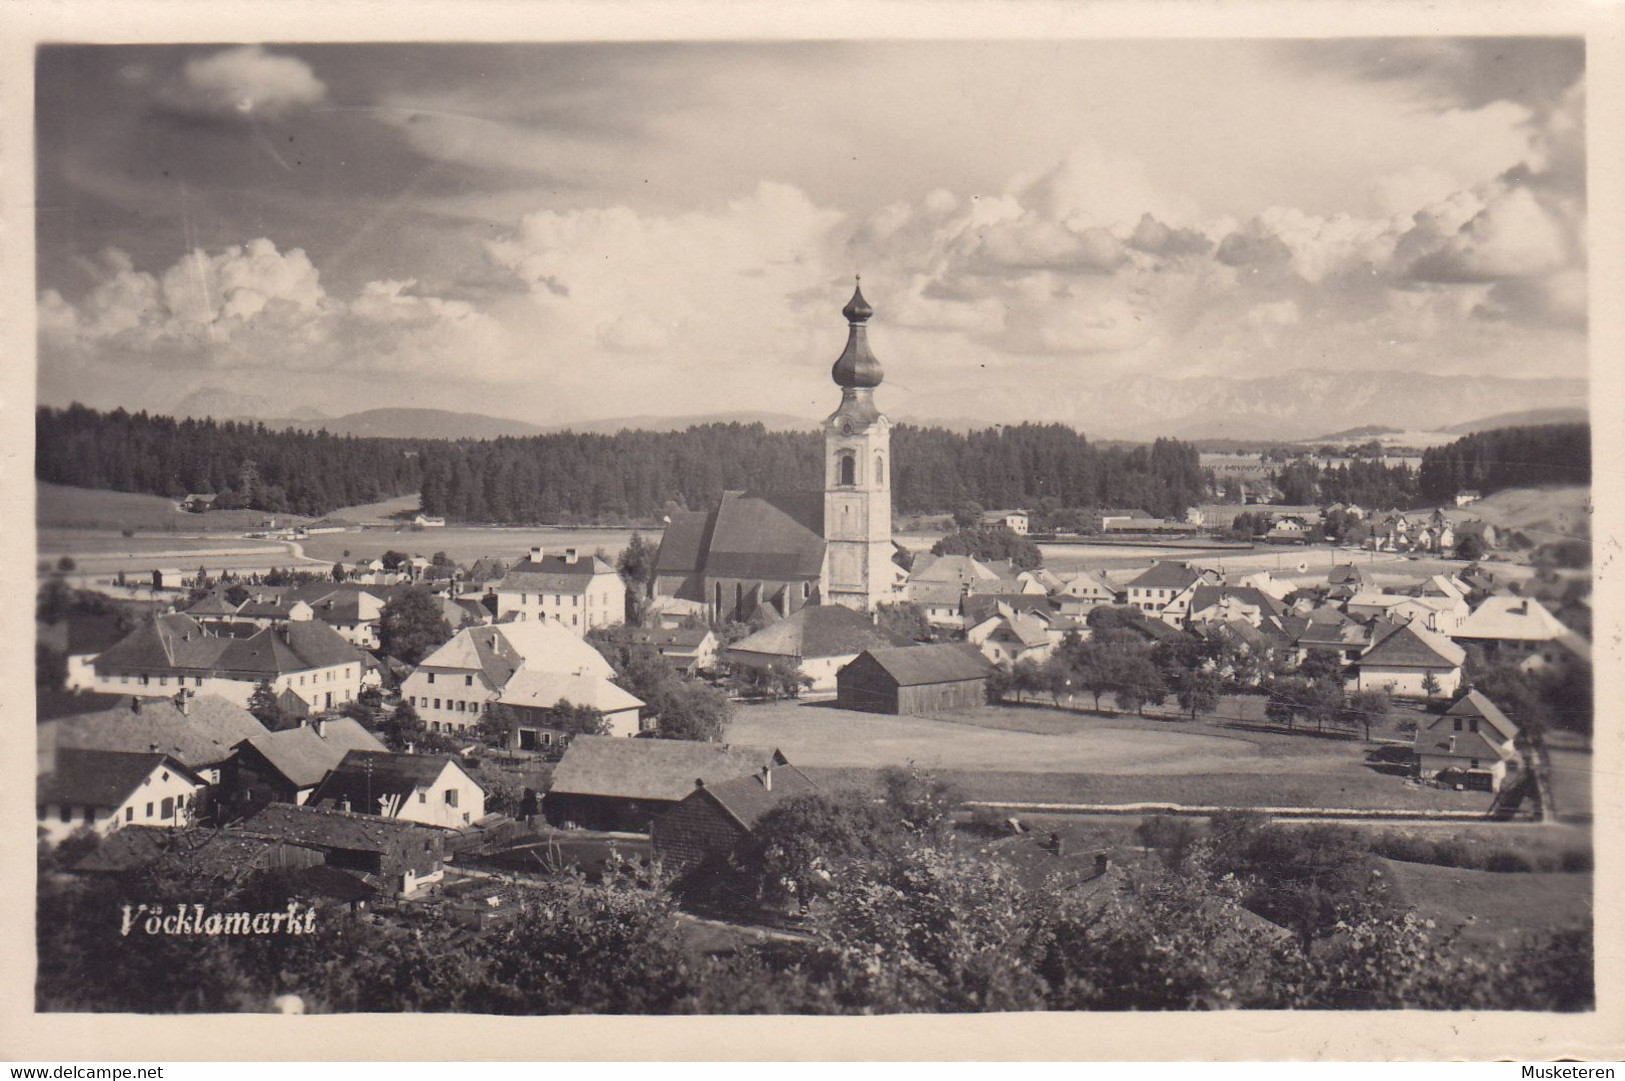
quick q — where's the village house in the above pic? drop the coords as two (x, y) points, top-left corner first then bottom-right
(227, 716), (388, 806)
(1055, 570), (1120, 616)
(906, 579), (972, 630)
(37, 747), (206, 847)
(835, 642), (994, 715)
(235, 802), (447, 897)
(43, 690), (266, 792)
(1452, 595), (1582, 671)
(497, 667), (647, 743)
(91, 614), (368, 712)
(982, 509), (1030, 535)
(181, 493), (218, 513)
(723, 603), (909, 692)
(621, 625), (720, 676)
(1124, 562), (1220, 626)
(1414, 690), (1521, 791)
(1353, 622), (1465, 699)
(966, 609), (1053, 667)
(653, 287), (902, 618)
(307, 750), (487, 829)
(400, 620), (629, 736)
(652, 763), (820, 873)
(544, 735), (790, 833)
(1183, 586), (1286, 632)
(494, 546), (627, 635)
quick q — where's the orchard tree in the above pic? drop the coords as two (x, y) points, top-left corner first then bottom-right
(247, 680), (286, 729)
(654, 681), (732, 742)
(1173, 667), (1222, 721)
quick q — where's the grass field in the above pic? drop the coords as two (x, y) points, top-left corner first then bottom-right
(1378, 860), (1591, 946)
(295, 525), (654, 566)
(36, 482), (312, 534)
(731, 700), (1490, 811)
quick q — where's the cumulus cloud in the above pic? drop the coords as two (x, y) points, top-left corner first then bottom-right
(1127, 214), (1212, 258)
(160, 46), (327, 119)
(1407, 185), (1572, 282)
(39, 239), (508, 379)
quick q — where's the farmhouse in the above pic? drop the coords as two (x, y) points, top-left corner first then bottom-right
(228, 717), (388, 806)
(497, 667), (647, 742)
(1452, 595), (1579, 670)
(307, 750), (487, 829)
(724, 603), (907, 692)
(1414, 690), (1521, 791)
(652, 763), (819, 872)
(44, 691), (267, 787)
(235, 803), (447, 897)
(37, 748), (205, 847)
(835, 642), (994, 715)
(1354, 622), (1465, 699)
(544, 735), (788, 832)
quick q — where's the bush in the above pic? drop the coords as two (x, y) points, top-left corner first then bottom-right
(1558, 849), (1594, 873)
(1428, 839), (1481, 870)
(1136, 814), (1201, 869)
(964, 805), (1013, 837)
(1483, 851), (1535, 874)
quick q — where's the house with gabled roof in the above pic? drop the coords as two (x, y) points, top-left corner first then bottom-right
(835, 642), (994, 715)
(307, 750), (486, 829)
(652, 763), (819, 872)
(228, 716), (388, 806)
(498, 667), (647, 743)
(723, 603), (909, 691)
(967, 609), (1053, 667)
(1184, 586), (1285, 632)
(545, 735), (790, 832)
(1354, 622), (1465, 699)
(234, 802), (446, 897)
(399, 620), (630, 738)
(44, 690), (267, 787)
(91, 614), (369, 712)
(1055, 570), (1120, 615)
(1452, 595), (1579, 671)
(37, 747), (205, 846)
(1124, 561), (1220, 626)
(1414, 690), (1521, 791)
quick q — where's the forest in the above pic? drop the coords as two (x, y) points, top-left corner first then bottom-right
(38, 406), (1206, 523)
(37, 405), (1587, 525)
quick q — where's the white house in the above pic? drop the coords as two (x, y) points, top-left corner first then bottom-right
(1452, 595), (1577, 671)
(1414, 690), (1520, 791)
(495, 546), (627, 635)
(1354, 623), (1465, 699)
(37, 747), (205, 846)
(307, 751), (487, 829)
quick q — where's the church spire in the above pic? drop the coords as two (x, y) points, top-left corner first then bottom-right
(832, 278), (883, 389)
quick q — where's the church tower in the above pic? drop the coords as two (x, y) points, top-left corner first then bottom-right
(822, 281), (894, 611)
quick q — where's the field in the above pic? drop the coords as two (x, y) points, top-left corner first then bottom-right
(295, 525), (654, 566)
(1378, 860), (1592, 947)
(1443, 484), (1590, 545)
(729, 700), (1490, 812)
(36, 482), (312, 534)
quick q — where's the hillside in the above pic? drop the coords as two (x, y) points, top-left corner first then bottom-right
(1444, 406), (1589, 435)
(35, 482), (313, 534)
(1446, 485), (1590, 543)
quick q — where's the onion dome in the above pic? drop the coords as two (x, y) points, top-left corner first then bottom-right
(832, 280), (884, 389)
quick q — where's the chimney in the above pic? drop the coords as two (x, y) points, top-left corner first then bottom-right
(173, 688), (193, 715)
(1094, 853), (1110, 877)
(130, 697), (142, 715)
(530, 546), (544, 563)
(339, 796), (351, 813)
(314, 717), (326, 738)
(148, 742), (160, 754)
(759, 766), (772, 791)
(565, 547), (579, 564)
(695, 777), (706, 789)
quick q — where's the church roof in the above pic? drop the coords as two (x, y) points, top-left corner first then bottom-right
(652, 490), (826, 585)
(832, 281), (883, 389)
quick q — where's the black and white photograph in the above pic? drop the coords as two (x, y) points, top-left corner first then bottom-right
(9, 1), (1620, 1058)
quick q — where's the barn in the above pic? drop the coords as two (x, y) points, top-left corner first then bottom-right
(544, 735), (789, 833)
(651, 763), (818, 873)
(835, 642), (994, 716)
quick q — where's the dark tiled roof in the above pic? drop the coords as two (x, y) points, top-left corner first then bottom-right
(1126, 562), (1204, 591)
(653, 490), (826, 584)
(728, 604), (907, 660)
(49, 694), (268, 769)
(962, 594), (1055, 626)
(549, 735), (786, 803)
(699, 765), (819, 830)
(38, 748), (194, 807)
(1445, 689), (1520, 742)
(241, 718), (388, 790)
(308, 750), (480, 814)
(849, 642), (994, 686)
(236, 802), (441, 854)
(1187, 586), (1284, 619)
(96, 617), (364, 678)
(1359, 623), (1465, 668)
(498, 553), (614, 594)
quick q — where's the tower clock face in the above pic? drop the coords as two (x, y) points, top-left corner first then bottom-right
(839, 419), (854, 435)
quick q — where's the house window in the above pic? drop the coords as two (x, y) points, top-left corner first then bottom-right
(427, 673), (436, 684)
(146, 802), (154, 818)
(161, 797), (174, 820)
(465, 675), (473, 686)
(434, 698), (441, 710)
(457, 701), (466, 712)
(60, 805), (72, 824)
(125, 807), (134, 822)
(1453, 719), (1462, 732)
(1469, 719), (1479, 733)
(445, 789), (458, 807)
(195, 677), (203, 687)
(419, 791), (427, 804)
(1470, 758), (1481, 769)
(572, 615), (578, 627)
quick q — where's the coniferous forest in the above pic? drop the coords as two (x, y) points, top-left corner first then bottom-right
(36, 405), (1589, 525)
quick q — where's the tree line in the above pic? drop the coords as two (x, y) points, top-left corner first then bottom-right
(38, 404), (1208, 522)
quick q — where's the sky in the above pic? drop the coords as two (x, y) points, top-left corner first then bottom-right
(34, 38), (1587, 429)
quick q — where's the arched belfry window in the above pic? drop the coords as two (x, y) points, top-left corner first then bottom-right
(837, 450), (856, 487)
(875, 454), (886, 485)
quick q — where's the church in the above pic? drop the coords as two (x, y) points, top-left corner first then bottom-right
(650, 283), (905, 623)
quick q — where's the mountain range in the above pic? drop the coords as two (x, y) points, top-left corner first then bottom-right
(172, 369), (1587, 443)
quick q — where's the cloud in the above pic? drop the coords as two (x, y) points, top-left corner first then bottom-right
(1127, 214), (1212, 258)
(1214, 228), (1294, 270)
(1279, 38), (1583, 115)
(160, 46), (327, 119)
(1407, 185), (1572, 282)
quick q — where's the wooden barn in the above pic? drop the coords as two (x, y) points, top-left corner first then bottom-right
(651, 763), (818, 872)
(835, 642), (994, 716)
(544, 735), (789, 833)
